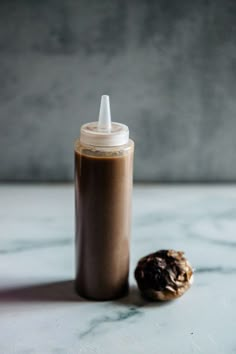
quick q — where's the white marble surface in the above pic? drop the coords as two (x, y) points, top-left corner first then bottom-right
(0, 184), (236, 354)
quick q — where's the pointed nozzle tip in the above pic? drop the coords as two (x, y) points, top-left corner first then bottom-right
(101, 94), (109, 101)
(98, 94), (112, 131)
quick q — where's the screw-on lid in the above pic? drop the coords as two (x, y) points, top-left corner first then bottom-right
(80, 95), (129, 146)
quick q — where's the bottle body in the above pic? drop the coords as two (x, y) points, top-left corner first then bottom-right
(74, 139), (134, 300)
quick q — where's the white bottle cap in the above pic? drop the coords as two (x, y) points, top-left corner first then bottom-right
(80, 95), (129, 146)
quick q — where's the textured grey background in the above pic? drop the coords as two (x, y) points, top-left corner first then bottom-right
(0, 0), (236, 182)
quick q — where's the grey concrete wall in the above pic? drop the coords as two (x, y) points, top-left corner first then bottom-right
(0, 0), (236, 182)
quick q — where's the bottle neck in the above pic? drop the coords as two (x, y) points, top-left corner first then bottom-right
(80, 122), (129, 147)
(75, 138), (134, 156)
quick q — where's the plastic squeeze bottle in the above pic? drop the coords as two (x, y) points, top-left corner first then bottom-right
(74, 95), (134, 300)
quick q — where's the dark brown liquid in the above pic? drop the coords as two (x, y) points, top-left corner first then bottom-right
(75, 145), (134, 300)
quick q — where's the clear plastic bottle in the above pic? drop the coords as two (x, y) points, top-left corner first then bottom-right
(74, 96), (134, 300)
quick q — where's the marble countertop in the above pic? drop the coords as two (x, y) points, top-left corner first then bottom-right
(0, 184), (235, 354)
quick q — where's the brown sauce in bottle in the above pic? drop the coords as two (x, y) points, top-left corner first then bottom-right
(75, 143), (134, 300)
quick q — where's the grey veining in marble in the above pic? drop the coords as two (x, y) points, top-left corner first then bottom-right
(0, 1), (236, 182)
(0, 184), (236, 353)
